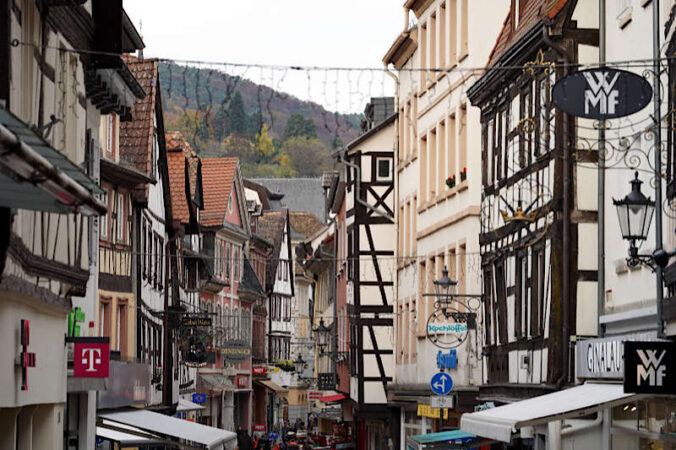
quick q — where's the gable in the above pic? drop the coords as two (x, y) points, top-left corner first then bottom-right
(224, 180), (243, 228)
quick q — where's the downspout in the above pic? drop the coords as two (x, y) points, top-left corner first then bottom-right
(542, 25), (572, 387)
(163, 233), (179, 408)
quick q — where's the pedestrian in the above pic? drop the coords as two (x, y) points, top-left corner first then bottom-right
(236, 426), (254, 450)
(294, 417), (303, 431)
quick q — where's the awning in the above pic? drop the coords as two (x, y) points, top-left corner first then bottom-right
(97, 419), (164, 447)
(460, 382), (641, 443)
(254, 379), (288, 393)
(408, 430), (492, 449)
(0, 107), (106, 216)
(100, 409), (236, 449)
(177, 397), (205, 412)
(319, 394), (347, 403)
(199, 374), (236, 393)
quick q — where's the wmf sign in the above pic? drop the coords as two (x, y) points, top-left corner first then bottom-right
(552, 68), (652, 120)
(624, 341), (676, 394)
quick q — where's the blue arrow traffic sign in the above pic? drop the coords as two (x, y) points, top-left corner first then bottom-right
(430, 372), (453, 395)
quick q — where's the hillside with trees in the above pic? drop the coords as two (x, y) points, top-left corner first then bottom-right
(158, 63), (362, 177)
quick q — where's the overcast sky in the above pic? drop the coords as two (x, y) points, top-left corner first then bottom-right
(124, 1), (405, 113)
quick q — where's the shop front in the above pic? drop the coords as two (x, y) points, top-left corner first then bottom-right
(460, 335), (676, 449)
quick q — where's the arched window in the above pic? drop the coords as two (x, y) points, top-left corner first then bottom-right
(225, 305), (230, 340)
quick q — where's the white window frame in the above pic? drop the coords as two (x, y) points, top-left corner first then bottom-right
(100, 190), (108, 239)
(106, 115), (113, 154)
(116, 193), (124, 243)
(375, 157), (392, 182)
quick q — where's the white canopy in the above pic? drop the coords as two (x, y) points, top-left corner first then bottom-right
(97, 420), (164, 446)
(177, 397), (206, 412)
(100, 409), (236, 449)
(460, 382), (641, 443)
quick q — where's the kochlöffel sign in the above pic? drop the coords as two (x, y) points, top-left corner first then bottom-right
(552, 68), (652, 119)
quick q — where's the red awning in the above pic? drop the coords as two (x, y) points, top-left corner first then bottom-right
(319, 394), (347, 403)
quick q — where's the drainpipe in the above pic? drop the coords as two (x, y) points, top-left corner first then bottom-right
(598, 0), (606, 338)
(542, 25), (572, 387)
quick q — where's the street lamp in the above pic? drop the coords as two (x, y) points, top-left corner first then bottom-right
(294, 354), (306, 374)
(313, 317), (330, 349)
(433, 266), (457, 303)
(613, 172), (656, 267)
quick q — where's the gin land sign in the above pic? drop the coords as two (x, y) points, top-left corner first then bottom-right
(552, 68), (652, 119)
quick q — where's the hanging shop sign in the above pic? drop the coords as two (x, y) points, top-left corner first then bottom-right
(253, 424), (266, 432)
(576, 332), (657, 379)
(309, 391), (322, 400)
(552, 68), (653, 120)
(426, 307), (475, 349)
(72, 337), (110, 378)
(181, 314), (212, 328)
(624, 341), (676, 395)
(17, 319), (36, 391)
(436, 349), (458, 370)
(252, 366), (267, 376)
(184, 335), (215, 368)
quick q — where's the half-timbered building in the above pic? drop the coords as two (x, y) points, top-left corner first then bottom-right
(0, 1), (142, 448)
(466, 0), (599, 402)
(343, 98), (396, 448)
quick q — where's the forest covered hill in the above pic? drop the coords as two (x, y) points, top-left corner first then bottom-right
(158, 63), (363, 177)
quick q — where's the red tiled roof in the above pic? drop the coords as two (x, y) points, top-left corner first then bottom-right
(166, 131), (204, 224)
(119, 55), (158, 176)
(487, 0), (571, 68)
(200, 157), (239, 228)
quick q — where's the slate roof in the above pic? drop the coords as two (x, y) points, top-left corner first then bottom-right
(257, 210), (288, 292)
(487, 0), (570, 68)
(119, 55), (158, 176)
(250, 178), (325, 223)
(199, 157), (239, 228)
(238, 255), (265, 299)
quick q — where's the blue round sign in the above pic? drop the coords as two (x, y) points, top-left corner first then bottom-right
(430, 372), (453, 395)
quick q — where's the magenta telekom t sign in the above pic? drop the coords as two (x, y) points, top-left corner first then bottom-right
(73, 338), (110, 378)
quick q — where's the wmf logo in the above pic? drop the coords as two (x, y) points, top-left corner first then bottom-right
(624, 341), (676, 394)
(583, 71), (620, 115)
(635, 349), (666, 387)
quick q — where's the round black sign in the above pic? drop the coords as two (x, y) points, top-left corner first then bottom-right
(552, 68), (653, 119)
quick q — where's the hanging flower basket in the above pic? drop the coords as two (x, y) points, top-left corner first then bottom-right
(445, 175), (456, 188)
(460, 167), (467, 182)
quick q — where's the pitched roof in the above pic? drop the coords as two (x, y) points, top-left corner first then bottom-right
(166, 145), (191, 224)
(257, 210), (288, 291)
(487, 0), (570, 68)
(289, 212), (324, 241)
(119, 55), (158, 176)
(238, 255), (265, 299)
(243, 179), (272, 211)
(250, 178), (325, 223)
(200, 157), (239, 228)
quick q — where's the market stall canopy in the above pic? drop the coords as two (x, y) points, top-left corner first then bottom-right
(177, 397), (206, 412)
(319, 393), (347, 403)
(407, 429), (492, 449)
(0, 107), (106, 216)
(96, 419), (164, 447)
(100, 409), (236, 449)
(460, 382), (642, 443)
(254, 379), (288, 393)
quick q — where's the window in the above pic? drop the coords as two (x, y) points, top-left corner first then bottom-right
(460, 0), (468, 58)
(106, 115), (113, 155)
(438, 120), (446, 193)
(376, 157), (392, 181)
(141, 220), (147, 279)
(99, 298), (111, 337)
(429, 12), (437, 82)
(449, 0), (457, 65)
(439, 2), (446, 68)
(420, 22), (427, 86)
(531, 246), (546, 336)
(515, 252), (529, 339)
(116, 193), (125, 243)
(283, 260), (288, 281)
(234, 247), (240, 281)
(448, 113), (456, 181)
(495, 261), (507, 344)
(100, 190), (109, 239)
(483, 267), (493, 345)
(429, 128), (437, 199)
(117, 301), (128, 358)
(420, 135), (428, 202)
(225, 243), (231, 281)
(215, 240), (222, 279)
